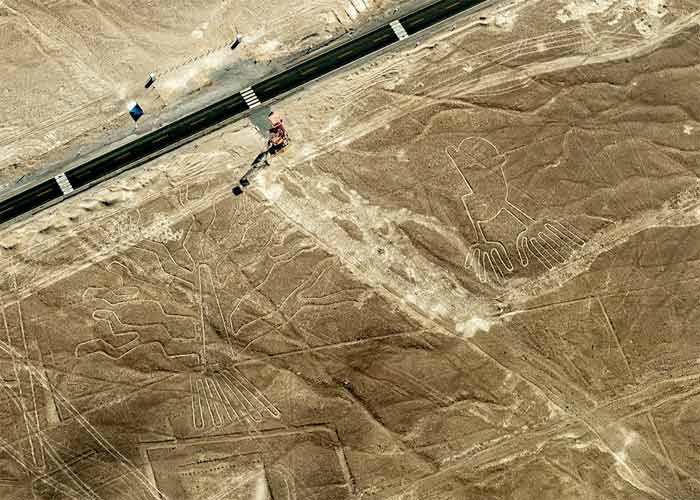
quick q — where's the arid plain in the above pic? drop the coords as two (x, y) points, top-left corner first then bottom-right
(1, 0), (700, 499)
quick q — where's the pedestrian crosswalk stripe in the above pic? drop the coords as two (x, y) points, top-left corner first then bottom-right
(55, 173), (74, 195)
(390, 20), (409, 41)
(241, 87), (261, 108)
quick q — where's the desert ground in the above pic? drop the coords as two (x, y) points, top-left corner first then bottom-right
(2, 0), (700, 499)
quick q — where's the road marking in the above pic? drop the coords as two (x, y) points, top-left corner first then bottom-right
(54, 173), (73, 195)
(390, 20), (409, 41)
(300, 65), (320, 75)
(241, 87), (261, 109)
(112, 152), (132, 163)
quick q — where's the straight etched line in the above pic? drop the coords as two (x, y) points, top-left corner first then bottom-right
(646, 412), (683, 492)
(596, 296), (634, 381)
(233, 330), (424, 365)
(2, 304), (37, 467)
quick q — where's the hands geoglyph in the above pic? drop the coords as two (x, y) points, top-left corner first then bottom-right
(446, 137), (585, 284)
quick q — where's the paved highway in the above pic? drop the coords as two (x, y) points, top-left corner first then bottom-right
(0, 0), (492, 226)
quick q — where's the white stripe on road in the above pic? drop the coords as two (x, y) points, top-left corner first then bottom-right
(241, 87), (261, 108)
(55, 173), (73, 195)
(390, 20), (409, 40)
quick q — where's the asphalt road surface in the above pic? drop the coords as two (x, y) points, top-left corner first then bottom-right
(0, 0), (492, 226)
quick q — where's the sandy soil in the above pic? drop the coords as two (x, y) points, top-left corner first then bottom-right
(2, 0), (700, 499)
